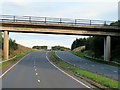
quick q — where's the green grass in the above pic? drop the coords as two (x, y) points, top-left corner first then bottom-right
(0, 50), (34, 69)
(69, 51), (120, 67)
(50, 51), (120, 89)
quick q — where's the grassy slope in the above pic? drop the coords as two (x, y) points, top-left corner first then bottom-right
(0, 44), (32, 61)
(49, 51), (120, 89)
(0, 50), (34, 69)
(9, 44), (32, 57)
(0, 44), (34, 69)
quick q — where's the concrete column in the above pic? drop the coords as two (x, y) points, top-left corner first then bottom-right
(4, 31), (9, 59)
(104, 36), (111, 61)
(104, 37), (106, 61)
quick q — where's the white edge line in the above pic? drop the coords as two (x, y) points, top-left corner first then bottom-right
(55, 51), (64, 61)
(55, 51), (73, 65)
(0, 53), (30, 78)
(46, 51), (92, 89)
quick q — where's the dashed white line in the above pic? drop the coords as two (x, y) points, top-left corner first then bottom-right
(46, 52), (92, 89)
(36, 73), (38, 75)
(35, 69), (37, 71)
(38, 80), (40, 83)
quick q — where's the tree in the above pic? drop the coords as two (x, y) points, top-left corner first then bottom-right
(32, 46), (47, 50)
(71, 38), (86, 50)
(52, 46), (70, 51)
(110, 20), (120, 27)
(9, 39), (18, 50)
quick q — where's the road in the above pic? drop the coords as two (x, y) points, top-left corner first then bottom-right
(2, 51), (93, 88)
(55, 51), (120, 81)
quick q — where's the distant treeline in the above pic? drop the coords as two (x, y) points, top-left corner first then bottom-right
(32, 45), (70, 51)
(52, 46), (70, 51)
(0, 32), (18, 50)
(32, 46), (47, 50)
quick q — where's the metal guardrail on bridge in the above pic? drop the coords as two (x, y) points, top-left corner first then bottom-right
(0, 56), (16, 63)
(0, 15), (117, 27)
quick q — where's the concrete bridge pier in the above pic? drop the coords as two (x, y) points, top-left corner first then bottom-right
(104, 36), (111, 61)
(4, 31), (9, 59)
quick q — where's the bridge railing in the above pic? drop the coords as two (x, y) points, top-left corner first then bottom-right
(0, 15), (117, 27)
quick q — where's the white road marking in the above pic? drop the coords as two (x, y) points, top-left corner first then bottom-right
(46, 52), (92, 89)
(35, 69), (37, 71)
(91, 65), (94, 67)
(55, 51), (64, 61)
(38, 80), (40, 83)
(0, 53), (31, 78)
(36, 73), (38, 75)
(55, 51), (73, 65)
(114, 71), (117, 72)
(34, 66), (36, 68)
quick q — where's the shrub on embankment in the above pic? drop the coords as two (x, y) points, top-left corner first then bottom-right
(71, 36), (120, 63)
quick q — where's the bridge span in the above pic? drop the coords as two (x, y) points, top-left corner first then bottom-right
(0, 15), (120, 61)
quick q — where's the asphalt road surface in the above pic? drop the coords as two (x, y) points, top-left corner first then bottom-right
(2, 51), (93, 88)
(55, 51), (120, 81)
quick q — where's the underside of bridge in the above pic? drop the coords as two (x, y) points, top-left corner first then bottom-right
(1, 21), (120, 61)
(3, 30), (111, 61)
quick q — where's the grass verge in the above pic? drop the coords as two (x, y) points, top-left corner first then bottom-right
(0, 50), (34, 69)
(69, 51), (120, 67)
(49, 51), (120, 89)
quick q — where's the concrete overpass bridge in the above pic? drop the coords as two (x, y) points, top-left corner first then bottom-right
(0, 15), (120, 61)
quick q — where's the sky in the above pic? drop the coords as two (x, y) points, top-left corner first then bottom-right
(0, 0), (119, 48)
(118, 1), (120, 20)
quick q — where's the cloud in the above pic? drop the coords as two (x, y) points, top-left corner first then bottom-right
(10, 33), (88, 48)
(16, 39), (63, 48)
(1, 0), (30, 7)
(43, 2), (117, 20)
(118, 1), (120, 20)
(2, 0), (118, 20)
(8, 0), (118, 3)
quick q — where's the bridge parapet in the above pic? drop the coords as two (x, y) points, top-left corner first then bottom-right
(0, 15), (117, 27)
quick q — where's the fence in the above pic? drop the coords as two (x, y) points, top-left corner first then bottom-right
(0, 15), (116, 27)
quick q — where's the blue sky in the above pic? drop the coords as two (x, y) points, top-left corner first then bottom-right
(0, 0), (119, 48)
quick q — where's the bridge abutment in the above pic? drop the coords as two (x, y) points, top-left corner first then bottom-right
(4, 31), (9, 59)
(104, 36), (111, 61)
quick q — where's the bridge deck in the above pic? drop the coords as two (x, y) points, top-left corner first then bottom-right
(0, 21), (120, 36)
